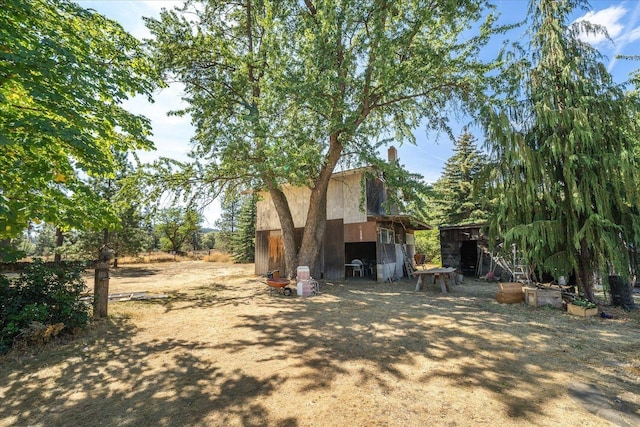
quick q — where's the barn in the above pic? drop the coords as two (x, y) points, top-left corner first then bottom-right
(255, 148), (431, 281)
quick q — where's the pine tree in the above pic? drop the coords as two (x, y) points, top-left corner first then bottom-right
(214, 196), (242, 254)
(481, 0), (640, 302)
(232, 193), (257, 263)
(433, 130), (488, 226)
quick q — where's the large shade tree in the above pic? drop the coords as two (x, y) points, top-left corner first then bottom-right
(145, 0), (505, 276)
(480, 0), (640, 301)
(0, 0), (159, 259)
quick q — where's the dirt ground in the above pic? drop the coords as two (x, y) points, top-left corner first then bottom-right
(1, 261), (640, 427)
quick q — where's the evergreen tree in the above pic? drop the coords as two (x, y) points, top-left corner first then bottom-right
(34, 223), (57, 257)
(480, 0), (640, 302)
(214, 196), (242, 254)
(433, 130), (488, 225)
(231, 193), (257, 263)
(75, 153), (154, 265)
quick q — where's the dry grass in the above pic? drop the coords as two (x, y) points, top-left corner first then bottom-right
(203, 252), (233, 263)
(17, 251), (233, 266)
(1, 261), (639, 427)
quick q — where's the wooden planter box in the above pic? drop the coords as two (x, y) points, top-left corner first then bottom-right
(524, 287), (562, 308)
(567, 303), (598, 317)
(496, 282), (523, 304)
(498, 282), (523, 292)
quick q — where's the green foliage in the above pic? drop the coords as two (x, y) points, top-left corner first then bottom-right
(571, 297), (597, 309)
(144, 0), (508, 272)
(34, 223), (57, 257)
(156, 207), (203, 253)
(214, 196), (242, 254)
(214, 192), (256, 261)
(0, 260), (90, 353)
(73, 153), (155, 261)
(232, 193), (257, 263)
(201, 232), (216, 250)
(414, 229), (441, 265)
(433, 130), (489, 226)
(0, 0), (160, 247)
(480, 0), (640, 301)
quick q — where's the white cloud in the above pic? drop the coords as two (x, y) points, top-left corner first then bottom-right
(626, 26), (640, 43)
(575, 5), (626, 46)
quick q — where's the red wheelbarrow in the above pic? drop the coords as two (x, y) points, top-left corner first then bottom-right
(266, 277), (294, 296)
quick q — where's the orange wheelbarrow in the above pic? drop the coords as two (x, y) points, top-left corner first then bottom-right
(266, 277), (294, 296)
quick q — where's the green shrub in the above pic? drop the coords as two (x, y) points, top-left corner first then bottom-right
(415, 229), (442, 265)
(0, 260), (90, 353)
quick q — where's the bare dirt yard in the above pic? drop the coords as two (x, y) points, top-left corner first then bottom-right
(1, 261), (640, 426)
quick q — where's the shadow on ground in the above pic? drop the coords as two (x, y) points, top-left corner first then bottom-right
(1, 273), (639, 426)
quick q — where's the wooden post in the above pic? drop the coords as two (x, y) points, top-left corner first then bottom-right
(93, 245), (112, 319)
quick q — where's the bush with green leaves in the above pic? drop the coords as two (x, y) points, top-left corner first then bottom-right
(0, 260), (90, 353)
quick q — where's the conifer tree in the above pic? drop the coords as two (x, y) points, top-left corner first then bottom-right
(433, 130), (488, 226)
(232, 193), (257, 263)
(214, 196), (242, 254)
(481, 0), (640, 301)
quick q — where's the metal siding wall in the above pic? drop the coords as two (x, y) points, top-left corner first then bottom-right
(322, 219), (345, 280)
(344, 221), (377, 243)
(255, 231), (269, 275)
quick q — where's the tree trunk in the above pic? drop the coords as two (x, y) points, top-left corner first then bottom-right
(298, 134), (344, 275)
(54, 227), (64, 265)
(268, 135), (343, 278)
(269, 186), (298, 278)
(577, 237), (596, 302)
(0, 238), (11, 261)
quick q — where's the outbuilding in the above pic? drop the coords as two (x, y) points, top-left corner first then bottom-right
(255, 147), (430, 281)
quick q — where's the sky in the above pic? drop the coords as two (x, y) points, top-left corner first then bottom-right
(79, 0), (640, 224)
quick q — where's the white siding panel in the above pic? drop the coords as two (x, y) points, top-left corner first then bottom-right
(256, 169), (368, 231)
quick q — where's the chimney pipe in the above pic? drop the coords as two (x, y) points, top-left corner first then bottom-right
(388, 146), (398, 163)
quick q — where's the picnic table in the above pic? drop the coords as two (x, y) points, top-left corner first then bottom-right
(414, 267), (458, 294)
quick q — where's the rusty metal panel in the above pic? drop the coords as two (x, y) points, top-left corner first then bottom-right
(344, 221), (377, 243)
(322, 219), (345, 280)
(267, 232), (286, 276)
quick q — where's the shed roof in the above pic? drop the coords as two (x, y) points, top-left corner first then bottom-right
(367, 214), (432, 231)
(438, 223), (487, 231)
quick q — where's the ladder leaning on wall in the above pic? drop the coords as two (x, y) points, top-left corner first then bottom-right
(401, 244), (415, 278)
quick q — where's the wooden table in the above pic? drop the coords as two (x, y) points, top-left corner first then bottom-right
(415, 267), (458, 293)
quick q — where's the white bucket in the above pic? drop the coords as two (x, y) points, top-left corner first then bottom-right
(297, 266), (310, 281)
(297, 279), (313, 297)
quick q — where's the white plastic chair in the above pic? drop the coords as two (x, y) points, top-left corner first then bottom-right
(351, 259), (364, 277)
